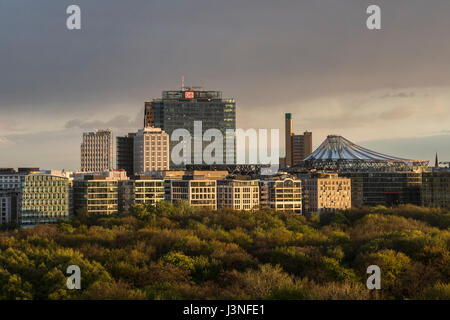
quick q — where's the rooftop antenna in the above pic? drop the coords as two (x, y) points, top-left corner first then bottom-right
(181, 76), (185, 90)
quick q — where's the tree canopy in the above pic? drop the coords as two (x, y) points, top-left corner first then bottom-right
(0, 203), (448, 300)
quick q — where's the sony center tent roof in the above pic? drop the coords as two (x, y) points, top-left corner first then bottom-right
(300, 135), (428, 170)
(304, 135), (409, 161)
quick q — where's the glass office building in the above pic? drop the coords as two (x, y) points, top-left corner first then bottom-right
(20, 174), (70, 227)
(145, 89), (236, 168)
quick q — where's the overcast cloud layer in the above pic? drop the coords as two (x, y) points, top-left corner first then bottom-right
(1, 0), (450, 170)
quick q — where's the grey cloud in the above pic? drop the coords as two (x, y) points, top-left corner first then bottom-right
(1, 0), (450, 167)
(64, 111), (143, 130)
(380, 92), (416, 99)
(378, 106), (416, 120)
(1, 0), (450, 112)
(0, 137), (13, 145)
(303, 104), (415, 130)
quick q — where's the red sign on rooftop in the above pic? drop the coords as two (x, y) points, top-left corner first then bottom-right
(184, 91), (194, 99)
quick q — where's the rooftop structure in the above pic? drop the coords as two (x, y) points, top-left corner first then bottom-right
(300, 135), (428, 172)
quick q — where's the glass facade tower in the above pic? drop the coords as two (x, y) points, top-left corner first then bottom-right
(144, 89), (236, 169)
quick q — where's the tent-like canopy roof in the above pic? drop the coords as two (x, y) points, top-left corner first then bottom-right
(304, 135), (411, 162)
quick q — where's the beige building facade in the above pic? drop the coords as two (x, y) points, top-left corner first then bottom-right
(119, 177), (165, 212)
(301, 172), (351, 214)
(260, 176), (302, 213)
(133, 127), (170, 174)
(171, 179), (217, 210)
(217, 179), (259, 210)
(81, 129), (112, 172)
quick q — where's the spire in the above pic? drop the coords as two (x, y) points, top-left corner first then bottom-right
(435, 152), (439, 168)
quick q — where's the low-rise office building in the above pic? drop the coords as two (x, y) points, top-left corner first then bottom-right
(119, 176), (165, 212)
(162, 170), (228, 201)
(217, 179), (259, 210)
(171, 179), (217, 210)
(259, 176), (302, 213)
(421, 169), (450, 209)
(0, 168), (35, 225)
(301, 172), (351, 214)
(0, 190), (20, 225)
(73, 170), (127, 216)
(342, 171), (422, 208)
(0, 168), (40, 190)
(20, 173), (70, 227)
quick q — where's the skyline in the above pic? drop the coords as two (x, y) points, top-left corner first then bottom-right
(1, 0), (450, 169)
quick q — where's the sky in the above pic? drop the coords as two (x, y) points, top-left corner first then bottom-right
(1, 0), (450, 170)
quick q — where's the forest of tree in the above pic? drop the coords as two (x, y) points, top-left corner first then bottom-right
(0, 203), (449, 300)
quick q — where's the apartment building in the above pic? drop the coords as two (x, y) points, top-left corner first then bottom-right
(171, 179), (217, 210)
(301, 172), (351, 214)
(259, 176), (302, 213)
(217, 179), (259, 210)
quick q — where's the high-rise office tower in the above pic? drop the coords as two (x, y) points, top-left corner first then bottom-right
(116, 133), (136, 177)
(80, 129), (112, 172)
(282, 113), (312, 167)
(133, 127), (170, 173)
(144, 87), (236, 168)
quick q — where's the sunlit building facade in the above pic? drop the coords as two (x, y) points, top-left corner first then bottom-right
(301, 172), (351, 214)
(217, 179), (259, 210)
(171, 179), (217, 209)
(145, 88), (236, 168)
(119, 177), (165, 212)
(81, 129), (113, 172)
(259, 176), (302, 213)
(20, 174), (70, 227)
(73, 171), (128, 215)
(133, 127), (170, 174)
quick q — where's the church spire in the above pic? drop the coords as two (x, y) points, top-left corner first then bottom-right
(435, 152), (439, 168)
